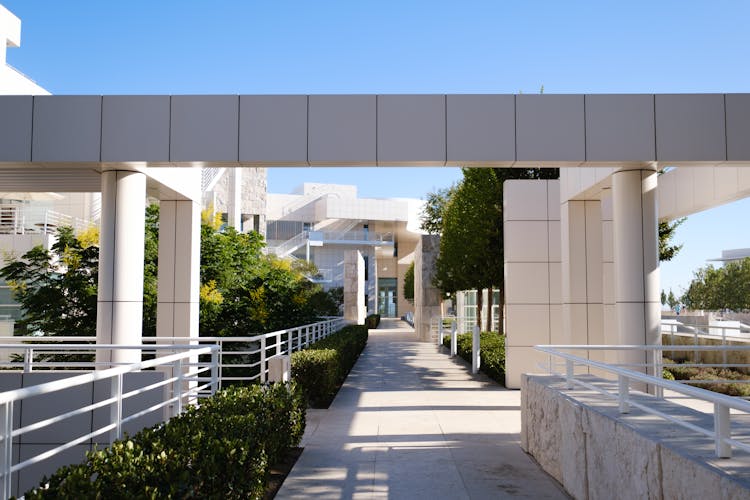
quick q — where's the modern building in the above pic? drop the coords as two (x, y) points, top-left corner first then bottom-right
(266, 183), (423, 318)
(708, 248), (750, 264)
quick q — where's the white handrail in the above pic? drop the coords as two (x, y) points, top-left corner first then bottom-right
(536, 344), (750, 459)
(0, 344), (219, 498)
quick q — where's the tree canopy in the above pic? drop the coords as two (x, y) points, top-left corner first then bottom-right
(681, 258), (750, 312)
(1, 205), (341, 337)
(428, 167), (558, 331)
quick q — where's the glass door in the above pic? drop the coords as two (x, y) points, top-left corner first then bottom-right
(377, 278), (398, 317)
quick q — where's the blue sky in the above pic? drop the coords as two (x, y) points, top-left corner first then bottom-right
(3, 0), (750, 296)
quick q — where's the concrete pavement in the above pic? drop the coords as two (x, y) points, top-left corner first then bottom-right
(277, 318), (569, 499)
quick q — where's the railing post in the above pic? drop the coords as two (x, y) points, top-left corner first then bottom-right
(110, 373), (123, 443)
(722, 328), (728, 366)
(174, 358), (184, 417)
(211, 347), (220, 394)
(471, 325), (480, 374)
(438, 321), (444, 346)
(260, 337), (267, 383)
(276, 332), (283, 356)
(618, 375), (630, 413)
(306, 326), (310, 348)
(450, 323), (457, 357)
(0, 401), (13, 499)
(565, 359), (574, 389)
(24, 348), (33, 373)
(714, 403), (732, 458)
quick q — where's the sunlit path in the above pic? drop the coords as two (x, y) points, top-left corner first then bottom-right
(278, 318), (567, 499)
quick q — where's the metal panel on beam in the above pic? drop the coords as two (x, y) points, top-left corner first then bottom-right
(516, 94), (585, 162)
(101, 95), (170, 162)
(655, 94), (726, 162)
(0, 95), (32, 162)
(309, 95), (376, 165)
(585, 94), (655, 162)
(447, 94), (515, 164)
(32, 95), (102, 162)
(170, 95), (239, 162)
(239, 95), (307, 165)
(377, 95), (446, 165)
(725, 94), (750, 161)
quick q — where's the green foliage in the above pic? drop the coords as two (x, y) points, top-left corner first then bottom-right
(290, 349), (339, 407)
(291, 325), (368, 407)
(663, 358), (750, 397)
(433, 168), (557, 330)
(658, 218), (685, 262)
(420, 185), (457, 234)
(681, 257), (750, 311)
(25, 383), (305, 499)
(2, 205), (342, 340)
(442, 331), (506, 385)
(365, 314), (380, 329)
(403, 262), (414, 302)
(0, 226), (98, 336)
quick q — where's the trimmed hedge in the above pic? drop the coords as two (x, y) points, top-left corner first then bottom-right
(25, 382), (305, 499)
(365, 314), (381, 329)
(442, 331), (506, 386)
(291, 324), (368, 407)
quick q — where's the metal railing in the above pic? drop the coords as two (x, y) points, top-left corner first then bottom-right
(0, 317), (345, 385)
(0, 204), (93, 235)
(0, 343), (219, 498)
(142, 317), (345, 387)
(536, 344), (750, 460)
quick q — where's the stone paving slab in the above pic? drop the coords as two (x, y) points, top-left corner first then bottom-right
(277, 319), (569, 499)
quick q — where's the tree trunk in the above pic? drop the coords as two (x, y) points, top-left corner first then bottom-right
(486, 286), (493, 332)
(476, 288), (483, 329)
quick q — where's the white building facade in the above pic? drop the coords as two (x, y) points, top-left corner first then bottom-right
(266, 183), (422, 318)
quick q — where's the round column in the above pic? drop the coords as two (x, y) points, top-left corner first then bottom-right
(612, 167), (660, 374)
(96, 170), (146, 366)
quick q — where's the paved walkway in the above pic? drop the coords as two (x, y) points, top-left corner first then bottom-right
(277, 319), (568, 499)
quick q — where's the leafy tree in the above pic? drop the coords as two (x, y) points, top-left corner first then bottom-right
(2, 205), (339, 340)
(682, 258), (750, 311)
(666, 290), (679, 310)
(659, 218), (686, 262)
(434, 167), (558, 331)
(1, 227), (98, 336)
(419, 186), (456, 234)
(403, 262), (414, 303)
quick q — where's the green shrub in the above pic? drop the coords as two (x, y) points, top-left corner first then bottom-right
(365, 314), (381, 329)
(663, 357), (750, 397)
(25, 383), (304, 499)
(290, 349), (339, 407)
(442, 331), (506, 386)
(291, 324), (368, 407)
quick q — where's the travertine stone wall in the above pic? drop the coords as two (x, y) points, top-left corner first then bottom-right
(414, 235), (441, 342)
(211, 167), (267, 235)
(521, 374), (750, 500)
(343, 250), (365, 324)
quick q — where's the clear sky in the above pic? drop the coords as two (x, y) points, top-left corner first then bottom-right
(2, 0), (749, 296)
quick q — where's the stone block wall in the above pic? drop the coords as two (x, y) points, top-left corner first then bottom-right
(343, 250), (365, 324)
(414, 235), (441, 342)
(521, 374), (750, 499)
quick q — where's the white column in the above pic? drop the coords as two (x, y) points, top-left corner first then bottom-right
(612, 168), (660, 374)
(227, 168), (242, 231)
(561, 199), (604, 367)
(157, 200), (201, 340)
(96, 170), (146, 366)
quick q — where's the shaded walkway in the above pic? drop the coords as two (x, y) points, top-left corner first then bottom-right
(278, 319), (568, 499)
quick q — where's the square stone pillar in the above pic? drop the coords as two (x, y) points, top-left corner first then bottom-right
(414, 235), (441, 342)
(157, 199), (201, 340)
(343, 250), (365, 324)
